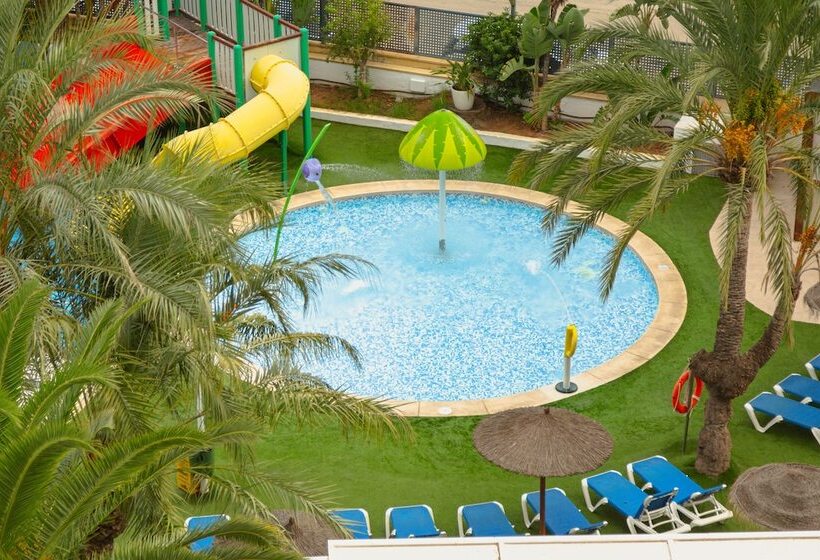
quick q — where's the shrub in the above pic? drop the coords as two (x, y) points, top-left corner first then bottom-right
(465, 13), (531, 110)
(325, 0), (391, 98)
(291, 0), (317, 28)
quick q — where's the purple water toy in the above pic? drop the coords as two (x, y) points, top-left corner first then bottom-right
(301, 158), (334, 206)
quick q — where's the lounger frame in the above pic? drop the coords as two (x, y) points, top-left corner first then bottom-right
(582, 471), (690, 535)
(806, 354), (819, 380)
(520, 488), (606, 535)
(385, 504), (446, 539)
(457, 501), (518, 537)
(520, 492), (537, 529)
(744, 392), (820, 445)
(626, 455), (733, 527)
(773, 374), (818, 405)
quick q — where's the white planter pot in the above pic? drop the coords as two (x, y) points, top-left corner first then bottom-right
(451, 87), (475, 111)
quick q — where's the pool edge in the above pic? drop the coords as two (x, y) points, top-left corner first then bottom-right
(241, 180), (687, 418)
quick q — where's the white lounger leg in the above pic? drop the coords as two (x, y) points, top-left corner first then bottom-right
(744, 402), (783, 433)
(813, 428), (820, 445)
(385, 508), (393, 539)
(675, 494), (733, 527)
(806, 359), (818, 380)
(520, 494), (534, 528)
(581, 479), (608, 512)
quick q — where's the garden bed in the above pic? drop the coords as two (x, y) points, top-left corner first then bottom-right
(310, 81), (670, 155)
(310, 81), (563, 138)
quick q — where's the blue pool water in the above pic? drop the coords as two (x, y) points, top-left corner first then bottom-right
(242, 194), (659, 401)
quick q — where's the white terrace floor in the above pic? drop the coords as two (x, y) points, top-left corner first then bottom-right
(316, 531), (820, 560)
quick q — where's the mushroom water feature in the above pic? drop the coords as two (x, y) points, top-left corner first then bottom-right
(301, 157), (334, 207)
(399, 109), (487, 251)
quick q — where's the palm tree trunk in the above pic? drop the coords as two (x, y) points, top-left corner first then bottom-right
(691, 196), (753, 475)
(691, 193), (802, 475)
(695, 391), (733, 474)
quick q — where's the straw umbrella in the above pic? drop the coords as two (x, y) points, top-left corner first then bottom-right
(730, 463), (820, 530)
(398, 109), (486, 251)
(473, 406), (613, 535)
(804, 282), (820, 316)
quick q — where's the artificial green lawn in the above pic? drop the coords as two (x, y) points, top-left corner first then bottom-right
(247, 121), (819, 537)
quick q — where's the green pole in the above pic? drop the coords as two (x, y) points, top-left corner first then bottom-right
(299, 28), (313, 149)
(235, 0), (245, 45)
(274, 14), (286, 182)
(158, 0), (170, 40)
(280, 130), (289, 184)
(199, 0), (208, 31)
(233, 44), (246, 107)
(273, 124), (331, 260)
(206, 31), (221, 121)
(273, 14), (282, 38)
(173, 0), (181, 14)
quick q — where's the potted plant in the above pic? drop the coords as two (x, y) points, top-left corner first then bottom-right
(435, 60), (477, 110)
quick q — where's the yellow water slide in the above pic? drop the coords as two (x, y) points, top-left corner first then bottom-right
(155, 55), (308, 165)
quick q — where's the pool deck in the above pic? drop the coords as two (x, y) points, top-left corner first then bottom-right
(265, 180), (687, 417)
(709, 170), (820, 325)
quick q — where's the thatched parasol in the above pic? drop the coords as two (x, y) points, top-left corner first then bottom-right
(270, 509), (343, 557)
(729, 463), (820, 530)
(804, 282), (820, 316)
(473, 406), (613, 535)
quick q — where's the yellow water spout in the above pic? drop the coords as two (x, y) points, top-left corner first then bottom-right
(155, 55), (309, 165)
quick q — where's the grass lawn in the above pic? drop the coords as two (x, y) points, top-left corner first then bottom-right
(245, 120), (819, 537)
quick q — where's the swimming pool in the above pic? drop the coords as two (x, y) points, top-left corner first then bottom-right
(242, 190), (660, 402)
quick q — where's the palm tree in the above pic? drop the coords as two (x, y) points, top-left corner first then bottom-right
(510, 0), (819, 475)
(1, 0), (406, 546)
(0, 281), (301, 560)
(1, 1), (403, 431)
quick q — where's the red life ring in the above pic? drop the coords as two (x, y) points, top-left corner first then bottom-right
(671, 370), (704, 414)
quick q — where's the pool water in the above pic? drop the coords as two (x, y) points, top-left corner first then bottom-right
(242, 194), (658, 401)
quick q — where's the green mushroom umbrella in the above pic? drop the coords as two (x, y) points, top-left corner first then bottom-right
(399, 109), (486, 251)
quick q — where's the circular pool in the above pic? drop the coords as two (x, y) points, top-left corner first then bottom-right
(241, 182), (678, 410)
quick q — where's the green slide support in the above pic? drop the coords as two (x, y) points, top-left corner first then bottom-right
(199, 0), (208, 31)
(158, 0), (170, 40)
(233, 44), (245, 107)
(273, 15), (287, 183)
(206, 31), (221, 120)
(300, 28), (313, 149)
(235, 0), (245, 45)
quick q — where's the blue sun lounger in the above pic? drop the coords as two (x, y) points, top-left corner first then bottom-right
(774, 373), (820, 405)
(385, 505), (446, 538)
(582, 471), (690, 534)
(806, 353), (820, 380)
(184, 514), (230, 552)
(626, 456), (733, 527)
(521, 488), (607, 535)
(457, 501), (519, 537)
(745, 392), (820, 445)
(331, 508), (372, 539)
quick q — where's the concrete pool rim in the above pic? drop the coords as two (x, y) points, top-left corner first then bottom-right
(248, 180), (687, 417)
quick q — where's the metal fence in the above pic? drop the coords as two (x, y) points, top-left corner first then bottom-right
(71, 0), (137, 17)
(270, 0), (797, 92)
(69, 0), (797, 96)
